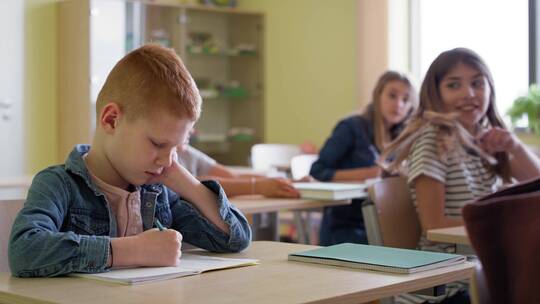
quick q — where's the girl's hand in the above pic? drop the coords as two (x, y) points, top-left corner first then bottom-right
(477, 127), (520, 155)
(257, 178), (300, 198)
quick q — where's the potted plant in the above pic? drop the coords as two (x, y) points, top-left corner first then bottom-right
(507, 84), (540, 136)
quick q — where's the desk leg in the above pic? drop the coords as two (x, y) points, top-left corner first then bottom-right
(293, 211), (311, 244)
(251, 212), (279, 241)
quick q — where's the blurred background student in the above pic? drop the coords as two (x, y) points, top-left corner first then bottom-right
(179, 145), (299, 198)
(310, 71), (416, 246)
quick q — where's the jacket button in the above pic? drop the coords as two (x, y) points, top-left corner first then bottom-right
(146, 202), (152, 208)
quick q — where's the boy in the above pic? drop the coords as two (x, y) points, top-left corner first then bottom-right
(8, 44), (251, 277)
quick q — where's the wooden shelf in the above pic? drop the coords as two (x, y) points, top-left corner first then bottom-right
(58, 0), (264, 166)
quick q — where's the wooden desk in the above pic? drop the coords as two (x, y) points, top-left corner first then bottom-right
(231, 195), (352, 242)
(0, 241), (473, 304)
(231, 195), (351, 215)
(427, 226), (470, 246)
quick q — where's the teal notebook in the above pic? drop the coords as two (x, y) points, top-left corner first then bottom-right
(288, 243), (466, 274)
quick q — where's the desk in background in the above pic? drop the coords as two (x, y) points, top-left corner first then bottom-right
(231, 195), (352, 242)
(0, 241), (474, 304)
(427, 226), (473, 255)
(426, 226), (469, 246)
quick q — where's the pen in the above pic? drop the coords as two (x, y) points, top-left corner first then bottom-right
(155, 219), (165, 231)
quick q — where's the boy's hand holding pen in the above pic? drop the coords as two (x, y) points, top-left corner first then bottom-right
(125, 219), (183, 267)
(110, 223), (182, 268)
(155, 219), (166, 231)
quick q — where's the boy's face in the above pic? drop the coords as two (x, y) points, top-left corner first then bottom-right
(104, 106), (194, 188)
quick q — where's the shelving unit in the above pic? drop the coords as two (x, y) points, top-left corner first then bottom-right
(58, 0), (264, 165)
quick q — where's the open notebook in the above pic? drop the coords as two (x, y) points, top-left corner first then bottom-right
(288, 243), (465, 274)
(71, 253), (259, 285)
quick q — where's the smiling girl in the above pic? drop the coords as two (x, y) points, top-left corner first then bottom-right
(383, 47), (540, 304)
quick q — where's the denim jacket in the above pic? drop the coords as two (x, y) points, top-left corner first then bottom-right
(9, 145), (251, 277)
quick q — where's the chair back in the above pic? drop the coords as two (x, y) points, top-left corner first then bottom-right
(470, 262), (492, 304)
(364, 176), (421, 249)
(250, 144), (301, 172)
(0, 199), (24, 272)
(290, 154), (318, 180)
(463, 178), (540, 304)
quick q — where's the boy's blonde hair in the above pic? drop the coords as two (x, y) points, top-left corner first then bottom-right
(381, 48), (511, 182)
(96, 44), (201, 121)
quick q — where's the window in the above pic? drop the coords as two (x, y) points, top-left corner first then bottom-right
(407, 0), (529, 121)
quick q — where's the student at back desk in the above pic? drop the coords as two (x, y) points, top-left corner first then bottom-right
(310, 71), (416, 246)
(178, 145), (299, 198)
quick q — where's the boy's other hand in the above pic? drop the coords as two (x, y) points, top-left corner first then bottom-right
(133, 228), (183, 267)
(257, 178), (300, 198)
(147, 150), (191, 188)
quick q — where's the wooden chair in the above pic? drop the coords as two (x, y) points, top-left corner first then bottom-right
(362, 177), (443, 302)
(249, 144), (302, 242)
(290, 154), (318, 180)
(463, 180), (540, 304)
(470, 262), (491, 304)
(0, 199), (24, 272)
(250, 143), (301, 173)
(362, 176), (421, 249)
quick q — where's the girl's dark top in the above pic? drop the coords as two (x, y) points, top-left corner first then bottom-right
(310, 105), (403, 245)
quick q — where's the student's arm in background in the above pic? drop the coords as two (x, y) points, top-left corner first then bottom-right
(181, 146), (297, 197)
(200, 163), (299, 198)
(479, 127), (540, 181)
(413, 175), (463, 232)
(310, 119), (380, 182)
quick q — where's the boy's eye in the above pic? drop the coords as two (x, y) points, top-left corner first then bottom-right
(151, 140), (165, 148)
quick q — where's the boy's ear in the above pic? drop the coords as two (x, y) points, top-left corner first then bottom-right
(100, 103), (122, 134)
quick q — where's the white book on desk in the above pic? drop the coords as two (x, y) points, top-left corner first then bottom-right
(71, 253), (259, 285)
(293, 182), (371, 200)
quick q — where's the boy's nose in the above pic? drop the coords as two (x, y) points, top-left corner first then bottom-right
(156, 151), (174, 167)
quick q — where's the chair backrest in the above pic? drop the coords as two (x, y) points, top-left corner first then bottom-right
(363, 176), (421, 249)
(463, 178), (540, 304)
(250, 144), (302, 172)
(0, 199), (24, 273)
(470, 262), (492, 304)
(290, 154), (318, 180)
